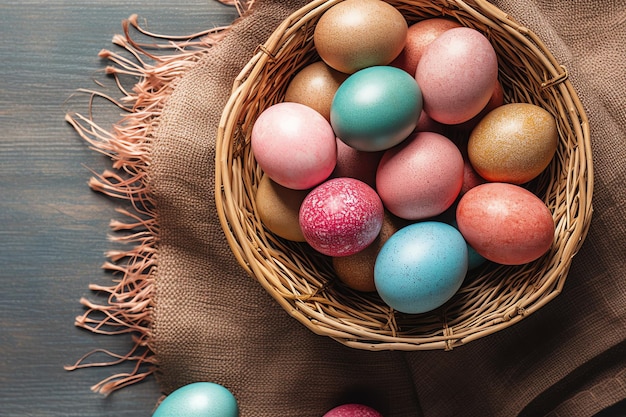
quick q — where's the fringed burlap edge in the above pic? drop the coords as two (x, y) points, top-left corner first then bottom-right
(64, 1), (254, 395)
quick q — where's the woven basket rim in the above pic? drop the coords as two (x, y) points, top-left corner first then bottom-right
(215, 0), (593, 351)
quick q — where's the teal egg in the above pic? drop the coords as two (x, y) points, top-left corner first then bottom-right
(330, 66), (422, 152)
(152, 382), (239, 417)
(374, 221), (468, 314)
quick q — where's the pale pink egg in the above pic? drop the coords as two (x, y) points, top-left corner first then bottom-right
(323, 403), (383, 417)
(251, 102), (337, 190)
(376, 131), (464, 220)
(299, 178), (384, 257)
(456, 182), (555, 265)
(416, 27), (498, 125)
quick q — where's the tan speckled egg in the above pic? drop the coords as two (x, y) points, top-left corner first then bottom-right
(256, 174), (309, 242)
(332, 211), (407, 292)
(313, 0), (408, 74)
(284, 61), (349, 121)
(468, 103), (558, 184)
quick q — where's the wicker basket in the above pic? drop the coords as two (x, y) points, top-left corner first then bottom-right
(215, 0), (593, 350)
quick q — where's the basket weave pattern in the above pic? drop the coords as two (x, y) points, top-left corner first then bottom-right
(216, 0), (593, 350)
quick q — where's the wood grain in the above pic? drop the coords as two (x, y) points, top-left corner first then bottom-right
(0, 1), (239, 415)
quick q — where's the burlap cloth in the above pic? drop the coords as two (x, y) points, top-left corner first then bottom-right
(69, 1), (626, 416)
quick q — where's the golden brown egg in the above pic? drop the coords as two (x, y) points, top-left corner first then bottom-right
(255, 174), (309, 242)
(313, 0), (408, 74)
(332, 211), (407, 292)
(467, 103), (558, 184)
(284, 61), (349, 121)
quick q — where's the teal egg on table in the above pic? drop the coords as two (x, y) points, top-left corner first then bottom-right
(152, 382), (239, 417)
(330, 66), (422, 152)
(374, 221), (468, 314)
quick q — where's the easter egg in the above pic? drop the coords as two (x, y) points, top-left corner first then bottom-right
(467, 103), (558, 184)
(331, 66), (422, 152)
(391, 17), (462, 75)
(251, 102), (336, 190)
(416, 27), (498, 124)
(376, 131), (464, 220)
(332, 211), (407, 292)
(456, 182), (555, 265)
(284, 61), (349, 121)
(299, 178), (384, 257)
(374, 221), (468, 314)
(313, 0), (408, 74)
(323, 403), (383, 417)
(152, 382), (238, 417)
(331, 138), (384, 188)
(256, 174), (308, 242)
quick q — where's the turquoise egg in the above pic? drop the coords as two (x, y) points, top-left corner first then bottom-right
(152, 382), (239, 417)
(330, 66), (422, 152)
(374, 221), (468, 314)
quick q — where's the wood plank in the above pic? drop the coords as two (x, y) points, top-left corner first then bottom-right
(0, 1), (239, 415)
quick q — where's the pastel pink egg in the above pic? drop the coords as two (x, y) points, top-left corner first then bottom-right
(376, 131), (464, 220)
(299, 178), (384, 257)
(416, 27), (498, 124)
(391, 17), (462, 75)
(251, 102), (337, 190)
(323, 403), (383, 417)
(456, 182), (555, 265)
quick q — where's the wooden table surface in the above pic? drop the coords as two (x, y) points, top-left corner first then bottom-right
(0, 1), (238, 415)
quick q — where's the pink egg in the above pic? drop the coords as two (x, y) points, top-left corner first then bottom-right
(376, 131), (464, 220)
(415, 27), (498, 125)
(299, 178), (384, 257)
(456, 182), (555, 265)
(251, 102), (337, 190)
(323, 403), (383, 417)
(331, 138), (384, 188)
(391, 17), (462, 75)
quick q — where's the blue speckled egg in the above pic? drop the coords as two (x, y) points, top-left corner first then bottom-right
(374, 221), (468, 314)
(330, 66), (422, 152)
(152, 382), (239, 417)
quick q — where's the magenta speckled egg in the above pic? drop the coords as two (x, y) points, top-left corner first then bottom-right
(456, 182), (555, 265)
(416, 27), (498, 124)
(323, 404), (383, 417)
(376, 131), (464, 220)
(299, 178), (384, 257)
(251, 102), (336, 190)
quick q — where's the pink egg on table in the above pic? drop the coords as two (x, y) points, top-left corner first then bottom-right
(416, 27), (498, 125)
(456, 182), (555, 265)
(376, 131), (464, 220)
(331, 138), (384, 188)
(251, 102), (337, 190)
(323, 403), (383, 417)
(299, 178), (384, 257)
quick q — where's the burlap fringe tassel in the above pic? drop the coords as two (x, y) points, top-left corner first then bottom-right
(64, 1), (253, 395)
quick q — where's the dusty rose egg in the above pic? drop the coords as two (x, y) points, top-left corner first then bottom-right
(456, 182), (555, 265)
(284, 61), (349, 121)
(323, 403), (383, 417)
(331, 138), (384, 188)
(251, 102), (336, 190)
(376, 131), (464, 220)
(313, 0), (408, 74)
(299, 178), (384, 257)
(416, 27), (498, 124)
(391, 17), (462, 75)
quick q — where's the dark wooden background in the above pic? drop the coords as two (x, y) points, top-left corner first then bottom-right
(0, 1), (238, 415)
